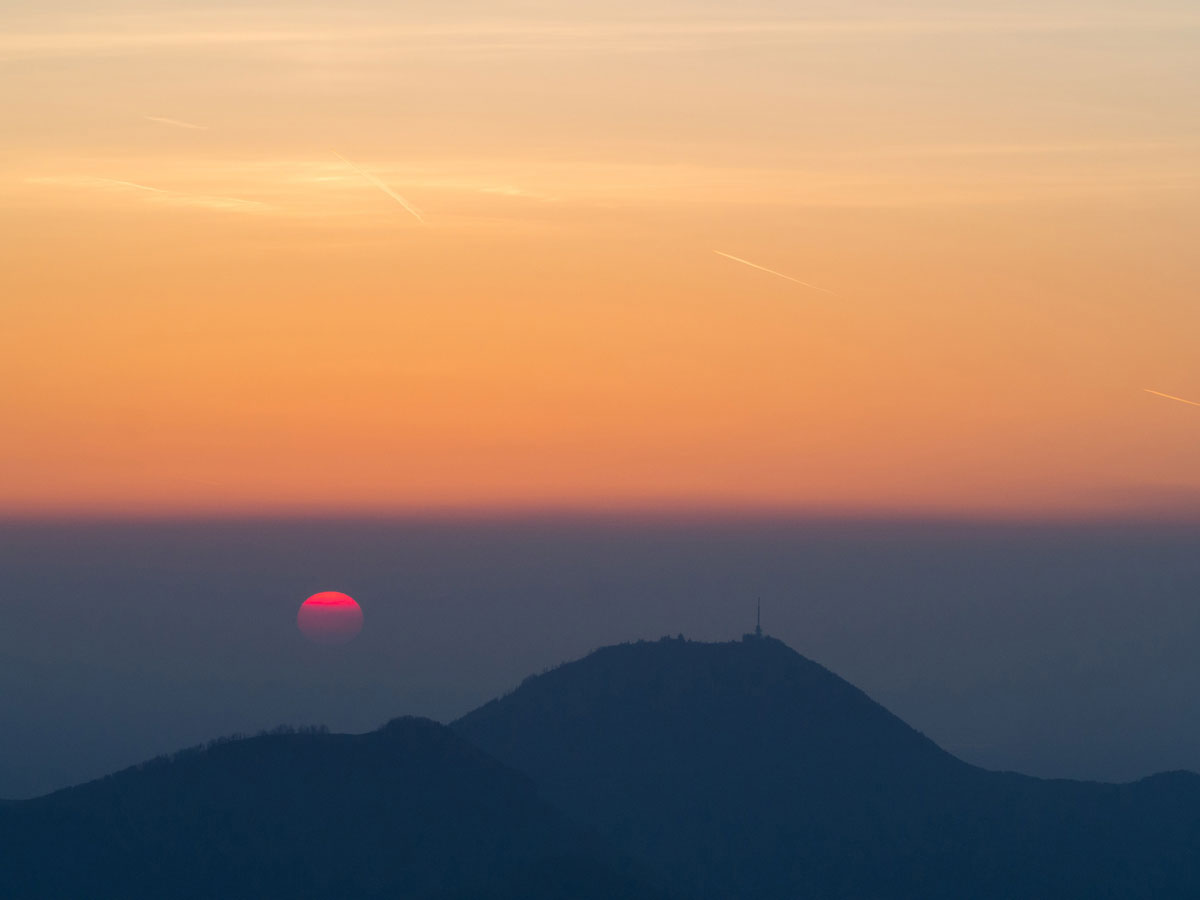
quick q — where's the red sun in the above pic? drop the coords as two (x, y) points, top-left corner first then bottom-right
(297, 591), (363, 645)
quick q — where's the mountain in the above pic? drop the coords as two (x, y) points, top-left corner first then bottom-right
(6, 636), (1200, 899)
(0, 717), (671, 900)
(455, 635), (1200, 899)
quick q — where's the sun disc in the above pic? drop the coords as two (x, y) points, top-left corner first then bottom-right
(297, 591), (363, 645)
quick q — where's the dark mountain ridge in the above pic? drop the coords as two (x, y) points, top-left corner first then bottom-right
(4, 635), (1199, 899)
(0, 717), (668, 900)
(455, 635), (1200, 899)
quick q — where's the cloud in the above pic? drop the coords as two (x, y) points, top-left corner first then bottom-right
(856, 140), (1192, 159)
(145, 116), (208, 131)
(1144, 389), (1200, 409)
(331, 151), (425, 224)
(713, 251), (837, 296)
(25, 175), (268, 213)
(4, 13), (1200, 60)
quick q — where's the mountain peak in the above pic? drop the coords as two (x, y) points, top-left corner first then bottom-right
(6, 636), (1200, 899)
(455, 636), (1200, 899)
(460, 635), (960, 783)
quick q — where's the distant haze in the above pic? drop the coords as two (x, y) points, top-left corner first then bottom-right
(2, 515), (1199, 799)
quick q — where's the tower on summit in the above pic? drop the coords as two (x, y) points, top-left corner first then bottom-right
(743, 599), (763, 642)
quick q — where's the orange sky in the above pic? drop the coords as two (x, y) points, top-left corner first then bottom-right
(2, 1), (1199, 517)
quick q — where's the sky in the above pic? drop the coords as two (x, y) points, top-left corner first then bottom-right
(2, 1), (1200, 800)
(2, 0), (1199, 517)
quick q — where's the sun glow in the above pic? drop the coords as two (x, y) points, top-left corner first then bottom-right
(297, 592), (364, 645)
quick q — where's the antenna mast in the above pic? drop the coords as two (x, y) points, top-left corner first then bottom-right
(755, 598), (762, 638)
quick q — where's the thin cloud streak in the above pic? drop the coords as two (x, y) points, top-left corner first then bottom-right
(713, 250), (837, 296)
(145, 115), (208, 131)
(26, 175), (267, 212)
(332, 151), (425, 224)
(27, 175), (168, 193)
(1145, 389), (1200, 409)
(6, 14), (1200, 60)
(857, 140), (1191, 159)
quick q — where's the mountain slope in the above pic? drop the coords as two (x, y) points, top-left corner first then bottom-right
(454, 635), (1200, 899)
(0, 717), (671, 900)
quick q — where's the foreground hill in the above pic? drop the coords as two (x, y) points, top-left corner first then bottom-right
(0, 717), (669, 900)
(455, 635), (1200, 899)
(6, 636), (1200, 899)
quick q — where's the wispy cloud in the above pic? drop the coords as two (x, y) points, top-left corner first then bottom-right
(26, 175), (268, 213)
(1144, 389), (1200, 409)
(145, 115), (208, 131)
(713, 251), (837, 296)
(16, 151), (1195, 225)
(331, 151), (425, 224)
(5, 13), (1200, 60)
(858, 140), (1192, 159)
(43, 176), (168, 194)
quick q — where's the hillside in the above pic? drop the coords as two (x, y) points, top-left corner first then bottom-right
(0, 717), (669, 900)
(455, 635), (1200, 899)
(6, 635), (1199, 898)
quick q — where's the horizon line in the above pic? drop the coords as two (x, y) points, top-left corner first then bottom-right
(3, 505), (1200, 528)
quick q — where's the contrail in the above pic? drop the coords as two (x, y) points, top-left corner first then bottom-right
(145, 115), (207, 130)
(1145, 389), (1200, 408)
(92, 177), (168, 193)
(27, 175), (266, 211)
(332, 151), (425, 224)
(713, 250), (836, 296)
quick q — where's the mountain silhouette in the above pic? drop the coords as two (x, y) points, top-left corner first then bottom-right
(455, 635), (1200, 899)
(5, 636), (1200, 899)
(0, 717), (669, 900)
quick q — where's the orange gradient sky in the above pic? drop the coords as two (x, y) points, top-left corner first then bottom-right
(2, 0), (1199, 517)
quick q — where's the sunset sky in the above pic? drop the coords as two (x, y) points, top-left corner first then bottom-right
(3, 0), (1199, 517)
